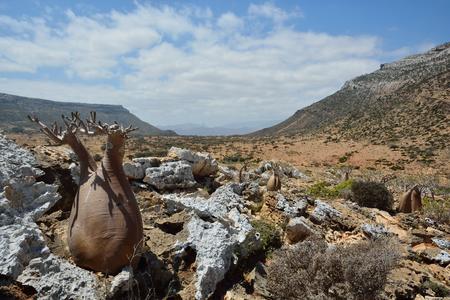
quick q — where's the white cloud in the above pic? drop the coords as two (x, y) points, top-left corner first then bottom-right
(248, 2), (302, 24)
(217, 12), (243, 31)
(0, 3), (385, 127)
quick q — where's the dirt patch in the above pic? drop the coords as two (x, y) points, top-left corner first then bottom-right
(37, 210), (71, 260)
(0, 275), (37, 300)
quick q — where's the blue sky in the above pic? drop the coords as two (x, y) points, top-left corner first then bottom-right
(0, 1), (448, 128)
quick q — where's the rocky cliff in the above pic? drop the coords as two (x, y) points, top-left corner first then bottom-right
(250, 43), (450, 162)
(0, 93), (176, 136)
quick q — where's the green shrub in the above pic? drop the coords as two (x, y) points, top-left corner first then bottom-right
(222, 152), (250, 163)
(267, 237), (400, 300)
(332, 180), (354, 198)
(307, 180), (353, 199)
(420, 280), (450, 297)
(133, 149), (168, 158)
(250, 219), (281, 254)
(307, 181), (333, 198)
(350, 181), (393, 211)
(422, 196), (450, 225)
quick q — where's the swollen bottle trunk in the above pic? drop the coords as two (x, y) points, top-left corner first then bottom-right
(67, 141), (143, 274)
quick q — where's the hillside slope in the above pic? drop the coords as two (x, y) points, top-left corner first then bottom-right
(250, 43), (450, 163)
(0, 93), (176, 136)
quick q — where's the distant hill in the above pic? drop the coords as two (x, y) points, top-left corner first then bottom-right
(160, 120), (281, 136)
(0, 93), (176, 136)
(250, 43), (450, 163)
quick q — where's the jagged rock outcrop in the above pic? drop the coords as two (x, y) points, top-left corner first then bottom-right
(0, 134), (103, 299)
(163, 184), (256, 299)
(275, 193), (308, 217)
(0, 135), (37, 187)
(164, 184), (246, 219)
(123, 157), (161, 180)
(17, 254), (103, 299)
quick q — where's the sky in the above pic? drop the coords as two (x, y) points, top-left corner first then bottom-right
(0, 0), (449, 128)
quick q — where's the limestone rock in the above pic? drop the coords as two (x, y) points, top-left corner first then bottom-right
(431, 238), (450, 250)
(143, 161), (197, 190)
(0, 222), (47, 278)
(1, 176), (60, 224)
(121, 157), (162, 180)
(164, 183), (245, 219)
(176, 212), (253, 300)
(0, 135), (36, 187)
(132, 157), (161, 169)
(275, 194), (308, 217)
(217, 166), (238, 182)
(168, 147), (218, 177)
(285, 217), (316, 244)
(0, 135), (103, 299)
(310, 200), (343, 224)
(412, 244), (450, 266)
(254, 161), (273, 174)
(124, 157), (161, 181)
(123, 162), (145, 180)
(165, 183), (254, 299)
(255, 161), (309, 181)
(361, 223), (391, 238)
(18, 254), (102, 299)
(242, 181), (261, 202)
(109, 266), (133, 295)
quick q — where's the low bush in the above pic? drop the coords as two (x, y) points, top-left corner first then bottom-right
(267, 237), (400, 300)
(420, 280), (450, 297)
(350, 181), (393, 211)
(422, 196), (450, 225)
(222, 152), (250, 163)
(133, 149), (168, 158)
(250, 219), (282, 254)
(307, 180), (353, 199)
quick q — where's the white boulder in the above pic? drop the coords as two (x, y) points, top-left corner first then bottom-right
(123, 157), (161, 180)
(123, 162), (145, 180)
(168, 147), (218, 177)
(143, 161), (197, 190)
(310, 200), (343, 224)
(166, 183), (254, 299)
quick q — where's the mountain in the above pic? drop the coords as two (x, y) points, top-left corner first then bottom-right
(0, 93), (176, 136)
(160, 120), (281, 136)
(250, 43), (450, 162)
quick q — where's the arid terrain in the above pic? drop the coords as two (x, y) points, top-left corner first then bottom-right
(8, 131), (450, 180)
(1, 129), (449, 299)
(1, 44), (449, 300)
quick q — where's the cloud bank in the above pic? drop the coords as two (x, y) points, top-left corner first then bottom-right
(0, 2), (382, 127)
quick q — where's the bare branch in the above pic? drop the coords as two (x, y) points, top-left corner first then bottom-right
(28, 114), (64, 144)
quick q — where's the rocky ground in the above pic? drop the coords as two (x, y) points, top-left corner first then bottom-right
(0, 134), (449, 299)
